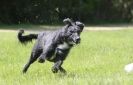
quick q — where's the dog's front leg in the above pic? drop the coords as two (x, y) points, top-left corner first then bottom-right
(38, 50), (55, 63)
(52, 60), (63, 73)
(59, 66), (66, 73)
(38, 45), (55, 63)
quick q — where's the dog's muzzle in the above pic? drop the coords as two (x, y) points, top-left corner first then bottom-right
(68, 38), (80, 45)
(75, 37), (80, 44)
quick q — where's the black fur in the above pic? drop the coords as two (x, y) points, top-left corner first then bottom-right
(18, 30), (38, 44)
(18, 18), (84, 73)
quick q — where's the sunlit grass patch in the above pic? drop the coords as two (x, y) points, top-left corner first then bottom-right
(0, 29), (133, 85)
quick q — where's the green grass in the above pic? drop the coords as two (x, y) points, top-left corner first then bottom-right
(1, 29), (133, 85)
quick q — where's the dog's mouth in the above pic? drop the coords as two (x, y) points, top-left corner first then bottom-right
(68, 39), (80, 45)
(73, 38), (81, 44)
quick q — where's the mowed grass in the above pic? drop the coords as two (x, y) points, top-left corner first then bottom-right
(0, 29), (133, 85)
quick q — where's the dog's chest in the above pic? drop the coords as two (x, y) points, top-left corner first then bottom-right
(49, 42), (70, 61)
(57, 42), (70, 50)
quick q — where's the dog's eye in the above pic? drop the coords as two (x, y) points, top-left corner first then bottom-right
(70, 30), (74, 33)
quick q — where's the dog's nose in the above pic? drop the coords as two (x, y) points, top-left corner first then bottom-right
(76, 38), (80, 44)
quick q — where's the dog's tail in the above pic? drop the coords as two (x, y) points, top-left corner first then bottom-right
(18, 30), (38, 44)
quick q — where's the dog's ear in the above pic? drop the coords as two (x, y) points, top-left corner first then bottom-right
(63, 18), (74, 26)
(75, 21), (85, 31)
(19, 29), (25, 34)
(63, 18), (74, 34)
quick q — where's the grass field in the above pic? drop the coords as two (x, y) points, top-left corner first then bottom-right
(0, 28), (133, 85)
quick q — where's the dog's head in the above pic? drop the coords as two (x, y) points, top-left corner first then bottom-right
(63, 18), (84, 32)
(63, 18), (84, 45)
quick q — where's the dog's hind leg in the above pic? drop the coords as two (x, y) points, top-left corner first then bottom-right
(23, 49), (42, 73)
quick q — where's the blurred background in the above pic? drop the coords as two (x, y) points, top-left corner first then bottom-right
(0, 0), (133, 25)
(1, 1), (133, 84)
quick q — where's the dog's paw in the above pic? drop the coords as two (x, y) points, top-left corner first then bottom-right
(52, 67), (58, 73)
(60, 68), (67, 74)
(38, 58), (45, 63)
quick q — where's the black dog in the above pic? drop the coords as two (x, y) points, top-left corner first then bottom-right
(18, 18), (84, 73)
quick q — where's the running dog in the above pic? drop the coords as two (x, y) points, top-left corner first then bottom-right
(18, 18), (84, 73)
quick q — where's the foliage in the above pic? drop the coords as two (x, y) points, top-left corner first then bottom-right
(0, 0), (133, 24)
